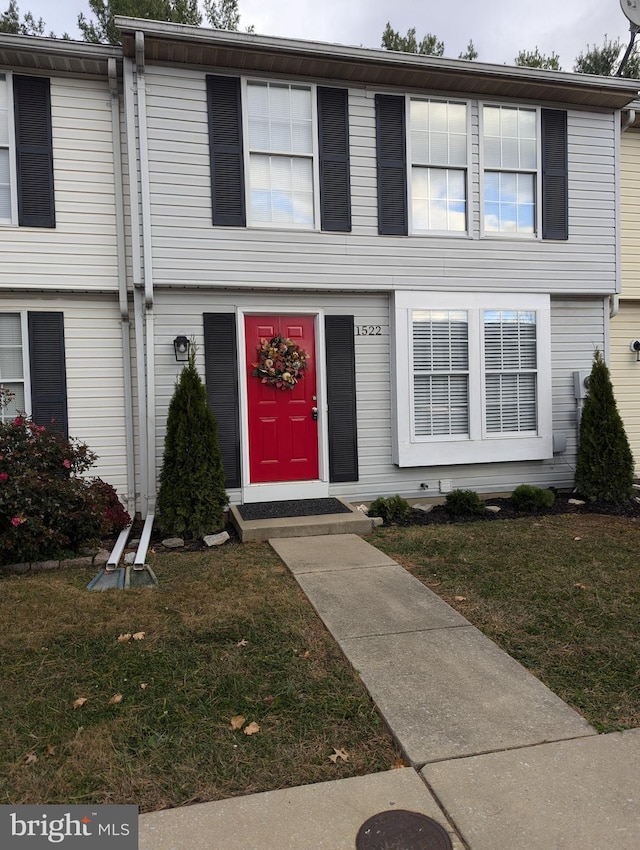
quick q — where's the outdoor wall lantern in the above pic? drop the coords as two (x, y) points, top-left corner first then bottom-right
(631, 340), (640, 362)
(173, 335), (191, 362)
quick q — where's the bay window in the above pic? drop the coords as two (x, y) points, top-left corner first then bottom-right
(392, 292), (552, 466)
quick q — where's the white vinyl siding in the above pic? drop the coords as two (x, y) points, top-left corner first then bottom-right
(0, 312), (29, 421)
(393, 291), (552, 466)
(482, 105), (538, 235)
(409, 98), (467, 233)
(245, 81), (316, 228)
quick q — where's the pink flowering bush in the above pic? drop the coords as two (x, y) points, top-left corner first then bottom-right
(0, 417), (130, 566)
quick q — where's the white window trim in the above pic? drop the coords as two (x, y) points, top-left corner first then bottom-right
(391, 291), (552, 467)
(241, 78), (321, 232)
(407, 95), (471, 238)
(0, 311), (32, 421)
(479, 102), (542, 240)
(0, 70), (18, 227)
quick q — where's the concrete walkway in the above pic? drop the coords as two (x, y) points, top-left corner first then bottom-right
(140, 533), (640, 850)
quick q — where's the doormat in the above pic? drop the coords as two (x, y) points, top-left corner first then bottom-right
(237, 498), (352, 521)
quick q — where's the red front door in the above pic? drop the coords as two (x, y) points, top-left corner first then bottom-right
(245, 315), (318, 483)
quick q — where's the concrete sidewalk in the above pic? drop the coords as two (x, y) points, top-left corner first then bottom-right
(140, 533), (640, 850)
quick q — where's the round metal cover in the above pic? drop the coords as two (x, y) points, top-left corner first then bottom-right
(356, 809), (453, 850)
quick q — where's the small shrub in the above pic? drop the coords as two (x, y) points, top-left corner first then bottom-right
(368, 494), (412, 524)
(444, 488), (485, 518)
(511, 484), (555, 513)
(0, 416), (124, 565)
(87, 478), (131, 536)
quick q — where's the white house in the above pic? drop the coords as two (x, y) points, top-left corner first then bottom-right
(2, 19), (639, 519)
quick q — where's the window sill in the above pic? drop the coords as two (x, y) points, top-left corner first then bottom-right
(393, 434), (553, 467)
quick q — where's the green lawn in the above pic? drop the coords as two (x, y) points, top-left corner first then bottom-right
(0, 543), (399, 812)
(373, 512), (640, 733)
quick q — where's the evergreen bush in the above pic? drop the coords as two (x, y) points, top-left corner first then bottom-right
(575, 349), (634, 504)
(511, 484), (555, 512)
(444, 488), (485, 517)
(156, 346), (228, 538)
(368, 494), (412, 524)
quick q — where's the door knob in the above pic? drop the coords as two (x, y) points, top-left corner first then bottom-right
(311, 407), (318, 421)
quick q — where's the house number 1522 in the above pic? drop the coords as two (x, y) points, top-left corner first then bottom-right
(354, 325), (382, 336)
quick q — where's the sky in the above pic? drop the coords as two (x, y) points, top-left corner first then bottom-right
(11, 0), (640, 73)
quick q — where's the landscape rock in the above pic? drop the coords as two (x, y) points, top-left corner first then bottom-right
(162, 537), (184, 549)
(372, 517), (384, 527)
(413, 503), (434, 514)
(32, 560), (60, 571)
(204, 531), (230, 547)
(568, 498), (586, 506)
(124, 552), (136, 565)
(485, 505), (501, 513)
(63, 556), (94, 569)
(356, 504), (369, 514)
(93, 549), (110, 566)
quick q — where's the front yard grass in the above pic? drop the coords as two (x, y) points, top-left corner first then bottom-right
(373, 512), (640, 733)
(0, 543), (399, 812)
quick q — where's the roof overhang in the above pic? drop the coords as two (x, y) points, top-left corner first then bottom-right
(0, 33), (120, 77)
(116, 16), (640, 110)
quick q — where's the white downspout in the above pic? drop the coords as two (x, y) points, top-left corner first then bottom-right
(108, 58), (136, 518)
(124, 54), (148, 517)
(135, 30), (157, 514)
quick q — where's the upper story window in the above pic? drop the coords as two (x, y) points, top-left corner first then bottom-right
(482, 105), (537, 235)
(376, 96), (568, 241)
(0, 72), (55, 229)
(0, 74), (15, 225)
(409, 99), (467, 233)
(246, 81), (316, 229)
(206, 74), (351, 233)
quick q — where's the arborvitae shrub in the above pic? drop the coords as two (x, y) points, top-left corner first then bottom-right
(511, 484), (555, 512)
(444, 488), (485, 517)
(368, 494), (412, 524)
(575, 349), (634, 504)
(156, 348), (228, 538)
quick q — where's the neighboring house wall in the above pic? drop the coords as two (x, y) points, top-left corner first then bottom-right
(611, 127), (640, 471)
(0, 68), (129, 498)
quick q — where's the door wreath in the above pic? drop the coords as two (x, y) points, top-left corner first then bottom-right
(252, 336), (308, 390)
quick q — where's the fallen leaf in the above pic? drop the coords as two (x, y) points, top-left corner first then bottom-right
(243, 721), (260, 736)
(133, 632), (145, 641)
(454, 596), (467, 602)
(108, 693), (123, 705)
(263, 695), (275, 705)
(391, 756), (408, 769)
(574, 537), (582, 541)
(72, 697), (88, 710)
(230, 715), (246, 731)
(574, 583), (587, 590)
(302, 650), (311, 659)
(117, 633), (132, 643)
(328, 747), (349, 763)
(236, 639), (249, 647)
(140, 683), (148, 690)
(44, 743), (56, 757)
(24, 752), (38, 764)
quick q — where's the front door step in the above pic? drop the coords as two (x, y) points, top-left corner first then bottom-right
(230, 498), (372, 542)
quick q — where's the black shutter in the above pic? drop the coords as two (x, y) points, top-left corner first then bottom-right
(13, 75), (55, 228)
(375, 94), (407, 235)
(206, 75), (246, 227)
(28, 312), (67, 437)
(203, 313), (241, 488)
(318, 87), (351, 232)
(325, 315), (358, 482)
(541, 109), (568, 240)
